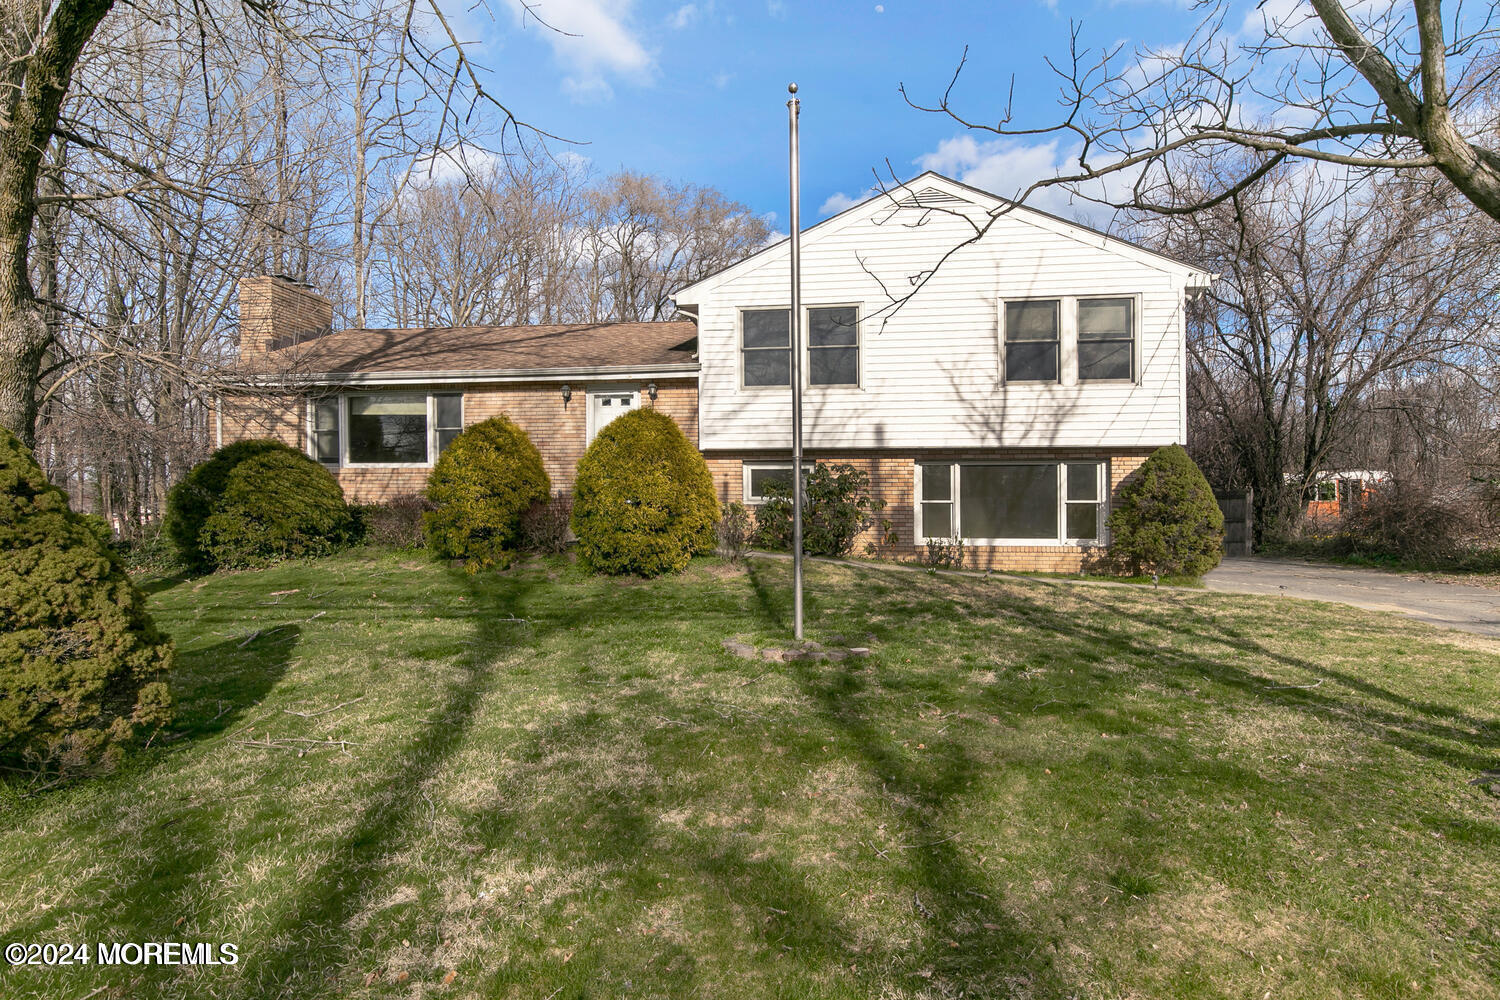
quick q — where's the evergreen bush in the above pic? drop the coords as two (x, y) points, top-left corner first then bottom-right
(571, 409), (718, 576)
(423, 416), (550, 569)
(165, 439), (319, 572)
(199, 450), (353, 569)
(752, 463), (886, 557)
(1, 429), (173, 775)
(1107, 444), (1224, 577)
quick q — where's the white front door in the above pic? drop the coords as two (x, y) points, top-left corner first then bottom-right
(588, 389), (639, 444)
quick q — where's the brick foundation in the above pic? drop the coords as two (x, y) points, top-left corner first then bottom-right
(706, 448), (1153, 572)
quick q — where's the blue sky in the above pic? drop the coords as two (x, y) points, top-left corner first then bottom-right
(473, 0), (1203, 227)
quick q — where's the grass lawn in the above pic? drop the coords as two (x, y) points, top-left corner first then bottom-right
(3, 550), (1499, 999)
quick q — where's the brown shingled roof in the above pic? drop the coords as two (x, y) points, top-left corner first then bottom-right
(260, 321), (698, 377)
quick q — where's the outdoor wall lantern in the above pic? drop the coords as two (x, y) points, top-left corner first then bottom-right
(560, 384), (571, 404)
(647, 382), (658, 401)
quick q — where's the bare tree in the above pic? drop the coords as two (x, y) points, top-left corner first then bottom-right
(0, 0), (546, 446)
(1155, 159), (1500, 540)
(578, 172), (771, 323)
(903, 1), (1500, 221)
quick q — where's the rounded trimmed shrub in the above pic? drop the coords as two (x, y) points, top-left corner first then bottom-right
(1107, 444), (1225, 577)
(165, 439), (307, 572)
(571, 408), (719, 576)
(198, 450), (353, 569)
(1, 428), (173, 775)
(423, 416), (550, 569)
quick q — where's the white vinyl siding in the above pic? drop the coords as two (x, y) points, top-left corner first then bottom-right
(686, 178), (1189, 452)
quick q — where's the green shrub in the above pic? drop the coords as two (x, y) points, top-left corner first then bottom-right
(355, 493), (436, 549)
(571, 409), (718, 576)
(1107, 445), (1224, 577)
(1, 428), (173, 776)
(752, 463), (887, 557)
(165, 439), (310, 572)
(424, 416), (550, 569)
(196, 449), (353, 569)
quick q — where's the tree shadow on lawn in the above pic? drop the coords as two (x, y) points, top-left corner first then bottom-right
(1033, 586), (1500, 777)
(452, 674), (1070, 998)
(0, 627), (300, 991)
(212, 567), (546, 998)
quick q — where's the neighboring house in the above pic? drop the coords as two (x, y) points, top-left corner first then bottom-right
(1302, 469), (1390, 526)
(219, 172), (1212, 571)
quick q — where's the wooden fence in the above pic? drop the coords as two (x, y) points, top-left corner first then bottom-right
(1216, 490), (1253, 556)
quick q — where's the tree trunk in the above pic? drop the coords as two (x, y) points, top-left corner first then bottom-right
(0, 0), (115, 446)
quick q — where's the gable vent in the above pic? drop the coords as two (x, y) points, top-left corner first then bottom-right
(893, 187), (967, 208)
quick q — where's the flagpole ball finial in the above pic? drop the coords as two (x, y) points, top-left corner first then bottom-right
(788, 82), (798, 94)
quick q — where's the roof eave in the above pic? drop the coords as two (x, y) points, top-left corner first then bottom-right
(233, 361), (700, 388)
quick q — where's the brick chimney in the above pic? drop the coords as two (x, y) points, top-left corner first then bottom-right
(238, 274), (334, 357)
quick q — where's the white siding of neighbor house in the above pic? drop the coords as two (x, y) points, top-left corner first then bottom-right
(677, 177), (1198, 453)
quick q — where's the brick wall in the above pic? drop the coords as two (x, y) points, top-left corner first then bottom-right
(219, 393), (303, 449)
(238, 275), (334, 356)
(706, 447), (1153, 573)
(217, 378), (700, 504)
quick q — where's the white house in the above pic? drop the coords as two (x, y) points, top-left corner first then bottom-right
(222, 171), (1210, 572)
(673, 172), (1212, 570)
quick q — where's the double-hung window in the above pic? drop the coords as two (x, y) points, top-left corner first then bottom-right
(309, 392), (463, 466)
(808, 306), (859, 385)
(311, 398), (340, 464)
(743, 462), (812, 504)
(1077, 297), (1134, 381)
(1004, 300), (1060, 382)
(741, 309), (791, 387)
(917, 461), (1107, 543)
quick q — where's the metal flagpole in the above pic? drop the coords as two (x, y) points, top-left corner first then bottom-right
(787, 83), (804, 641)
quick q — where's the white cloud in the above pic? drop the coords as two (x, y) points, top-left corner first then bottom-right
(506, 0), (655, 101)
(818, 189), (872, 216)
(916, 135), (1135, 229)
(668, 3), (698, 29)
(768, 0), (787, 17)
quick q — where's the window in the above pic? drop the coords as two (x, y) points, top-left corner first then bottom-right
(742, 309), (790, 387)
(348, 393), (429, 465)
(920, 464), (955, 539)
(1077, 298), (1134, 381)
(1004, 300), (1059, 382)
(434, 394), (463, 454)
(808, 306), (858, 385)
(310, 393), (464, 466)
(917, 461), (1106, 543)
(311, 399), (340, 464)
(960, 464), (1057, 539)
(743, 462), (812, 504)
(1064, 463), (1102, 539)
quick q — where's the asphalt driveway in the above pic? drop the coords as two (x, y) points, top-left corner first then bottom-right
(1204, 558), (1500, 638)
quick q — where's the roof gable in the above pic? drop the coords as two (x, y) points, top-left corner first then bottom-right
(672, 171), (1208, 304)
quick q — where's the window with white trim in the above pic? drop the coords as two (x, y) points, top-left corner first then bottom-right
(743, 462), (812, 504)
(434, 394), (463, 453)
(308, 392), (464, 467)
(311, 398), (340, 464)
(741, 309), (791, 387)
(1003, 300), (1060, 382)
(808, 305), (859, 385)
(1077, 297), (1134, 381)
(917, 461), (1106, 543)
